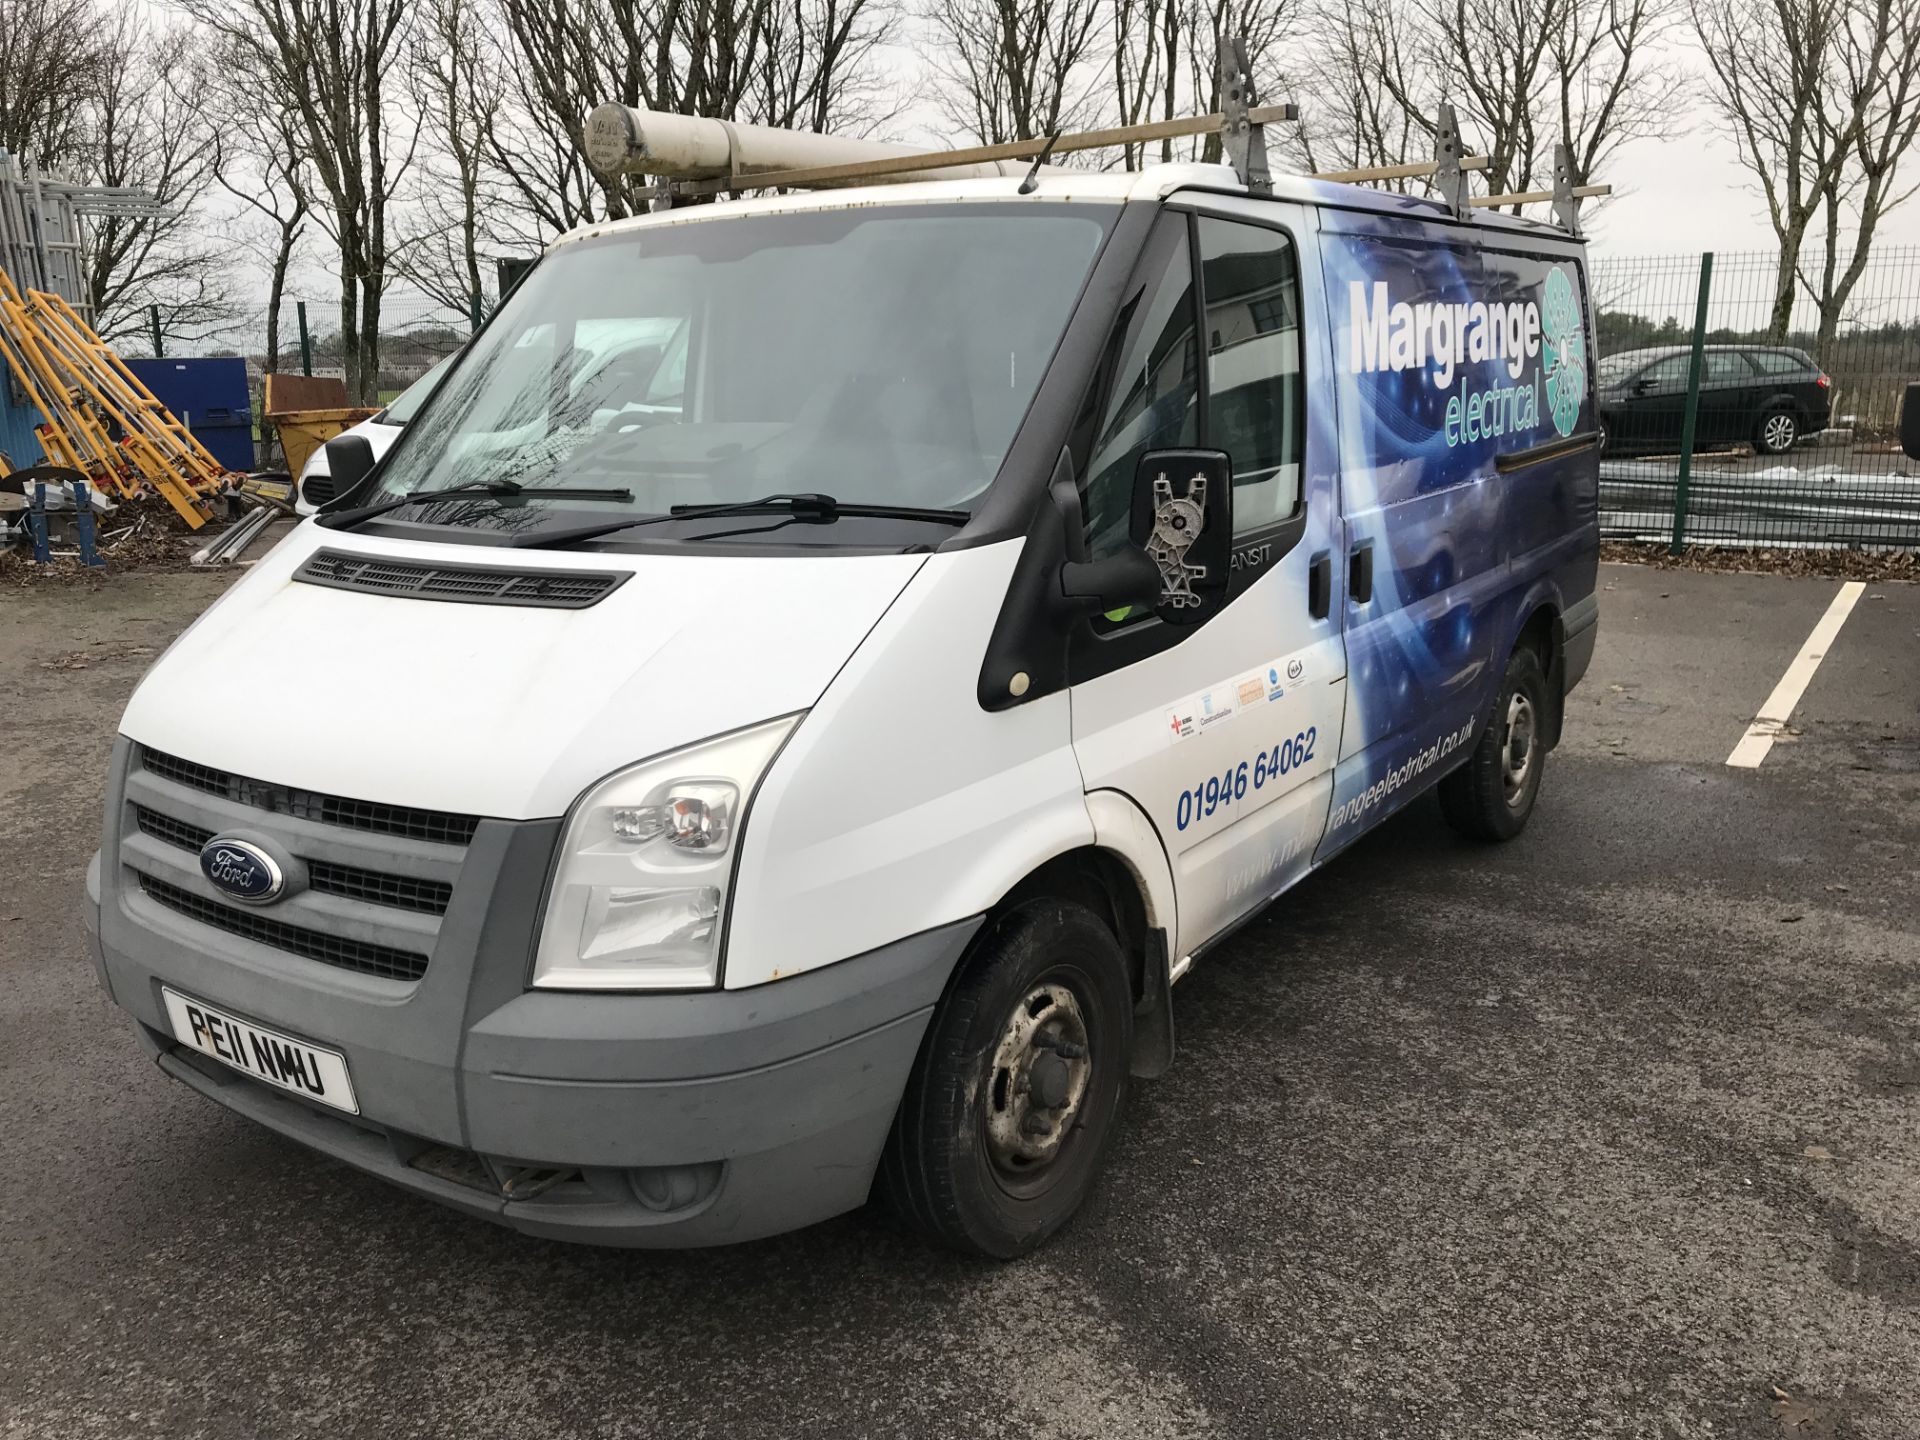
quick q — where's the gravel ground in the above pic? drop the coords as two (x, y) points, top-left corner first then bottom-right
(2, 561), (1915, 1439)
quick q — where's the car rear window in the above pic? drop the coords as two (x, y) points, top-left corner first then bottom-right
(1747, 350), (1806, 374)
(1702, 351), (1753, 381)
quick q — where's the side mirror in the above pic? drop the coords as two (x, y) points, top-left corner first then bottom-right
(1631, 376), (1656, 395)
(1901, 382), (1920, 460)
(1129, 448), (1233, 624)
(320, 434), (376, 505)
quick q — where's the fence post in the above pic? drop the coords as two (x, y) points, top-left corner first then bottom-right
(28, 481), (50, 564)
(297, 301), (313, 377)
(70, 479), (103, 568)
(149, 305), (163, 358)
(1670, 252), (1714, 554)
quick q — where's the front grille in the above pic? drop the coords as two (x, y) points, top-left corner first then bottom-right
(137, 873), (429, 983)
(133, 805), (211, 853)
(140, 748), (479, 847)
(132, 804), (453, 916)
(306, 861), (452, 915)
(294, 549), (628, 609)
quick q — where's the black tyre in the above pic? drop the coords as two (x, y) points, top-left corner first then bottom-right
(1755, 406), (1799, 455)
(1439, 644), (1549, 842)
(878, 899), (1133, 1259)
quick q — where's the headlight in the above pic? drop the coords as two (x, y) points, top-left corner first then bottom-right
(532, 715), (799, 990)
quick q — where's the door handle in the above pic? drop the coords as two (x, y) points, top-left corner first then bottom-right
(1308, 551), (1331, 620)
(1348, 541), (1374, 605)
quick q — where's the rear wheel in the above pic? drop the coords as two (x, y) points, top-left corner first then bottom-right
(878, 899), (1133, 1259)
(1439, 645), (1550, 842)
(1755, 406), (1799, 455)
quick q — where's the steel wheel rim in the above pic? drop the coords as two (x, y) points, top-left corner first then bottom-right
(1764, 414), (1794, 451)
(1501, 691), (1537, 808)
(982, 978), (1094, 1193)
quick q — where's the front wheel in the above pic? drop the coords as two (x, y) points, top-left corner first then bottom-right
(1439, 645), (1550, 842)
(878, 899), (1133, 1259)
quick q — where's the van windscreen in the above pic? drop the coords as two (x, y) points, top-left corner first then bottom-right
(364, 203), (1115, 538)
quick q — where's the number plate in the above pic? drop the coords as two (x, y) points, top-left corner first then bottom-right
(161, 988), (359, 1114)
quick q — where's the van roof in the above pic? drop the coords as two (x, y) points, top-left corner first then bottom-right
(548, 162), (1575, 254)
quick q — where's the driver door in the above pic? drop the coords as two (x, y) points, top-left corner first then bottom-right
(1068, 204), (1347, 961)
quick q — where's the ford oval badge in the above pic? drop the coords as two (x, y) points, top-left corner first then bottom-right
(199, 837), (286, 904)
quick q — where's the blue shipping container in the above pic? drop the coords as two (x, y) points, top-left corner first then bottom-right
(1, 377), (43, 468)
(125, 356), (256, 473)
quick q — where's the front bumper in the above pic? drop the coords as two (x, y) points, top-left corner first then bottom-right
(92, 739), (979, 1246)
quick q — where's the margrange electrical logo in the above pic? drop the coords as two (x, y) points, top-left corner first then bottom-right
(1347, 266), (1584, 447)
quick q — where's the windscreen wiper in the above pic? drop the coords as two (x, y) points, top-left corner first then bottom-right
(319, 478), (635, 531)
(508, 493), (971, 549)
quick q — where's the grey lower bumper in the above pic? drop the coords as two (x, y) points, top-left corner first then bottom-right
(116, 918), (978, 1246)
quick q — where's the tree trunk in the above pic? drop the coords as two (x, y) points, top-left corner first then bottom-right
(1766, 232), (1800, 343)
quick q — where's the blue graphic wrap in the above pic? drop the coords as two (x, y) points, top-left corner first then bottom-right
(1312, 209), (1599, 856)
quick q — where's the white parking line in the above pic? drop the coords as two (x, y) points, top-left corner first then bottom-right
(1726, 581), (1866, 769)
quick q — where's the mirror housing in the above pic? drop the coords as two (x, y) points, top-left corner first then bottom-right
(1059, 549), (1160, 613)
(1632, 376), (1656, 395)
(1129, 448), (1233, 625)
(1901, 382), (1920, 460)
(319, 434), (377, 506)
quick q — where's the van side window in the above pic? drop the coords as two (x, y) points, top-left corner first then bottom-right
(1197, 218), (1304, 536)
(1081, 216), (1199, 562)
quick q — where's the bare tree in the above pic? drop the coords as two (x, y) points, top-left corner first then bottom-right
(74, 4), (240, 347)
(198, 35), (313, 371)
(1281, 0), (1673, 212)
(401, 0), (496, 319)
(181, 0), (418, 401)
(492, 0), (898, 241)
(1803, 0), (1920, 344)
(923, 0), (1106, 143)
(0, 0), (107, 170)
(490, 0), (632, 235)
(752, 0), (903, 133)
(1286, 0), (1422, 177)
(1692, 0), (1920, 342)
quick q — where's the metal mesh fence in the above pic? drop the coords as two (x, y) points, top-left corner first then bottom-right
(1589, 246), (1920, 551)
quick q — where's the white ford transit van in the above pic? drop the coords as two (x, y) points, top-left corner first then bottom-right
(86, 159), (1599, 1258)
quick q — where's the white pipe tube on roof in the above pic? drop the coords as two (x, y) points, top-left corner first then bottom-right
(583, 104), (1029, 185)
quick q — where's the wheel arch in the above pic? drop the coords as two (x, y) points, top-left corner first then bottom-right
(969, 792), (1178, 1077)
(1511, 594), (1566, 748)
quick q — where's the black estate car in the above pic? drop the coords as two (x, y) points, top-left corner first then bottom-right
(1597, 345), (1832, 456)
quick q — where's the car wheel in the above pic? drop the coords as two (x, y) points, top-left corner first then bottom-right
(878, 898), (1133, 1260)
(1755, 407), (1799, 455)
(1439, 644), (1550, 843)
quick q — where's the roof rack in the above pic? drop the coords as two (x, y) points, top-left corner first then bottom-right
(582, 38), (1609, 233)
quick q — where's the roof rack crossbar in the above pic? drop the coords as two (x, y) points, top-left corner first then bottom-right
(1312, 155), (1491, 183)
(1474, 183), (1611, 209)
